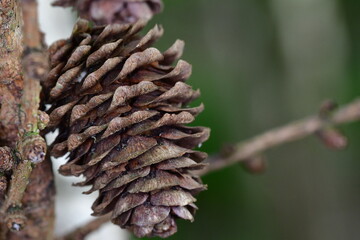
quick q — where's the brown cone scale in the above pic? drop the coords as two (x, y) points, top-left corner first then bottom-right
(53, 0), (163, 25)
(42, 19), (209, 238)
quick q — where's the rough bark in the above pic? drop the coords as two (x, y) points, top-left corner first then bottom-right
(0, 0), (23, 147)
(0, 0), (55, 239)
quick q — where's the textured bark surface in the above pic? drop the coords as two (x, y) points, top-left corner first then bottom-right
(0, 2), (24, 237)
(0, 0), (24, 238)
(11, 1), (55, 239)
(0, 0), (55, 239)
(0, 0), (24, 147)
(11, 158), (55, 240)
(5, 158), (55, 240)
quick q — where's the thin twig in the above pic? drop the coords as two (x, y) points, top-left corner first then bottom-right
(57, 215), (111, 240)
(199, 99), (360, 176)
(16, 1), (55, 239)
(19, 0), (48, 162)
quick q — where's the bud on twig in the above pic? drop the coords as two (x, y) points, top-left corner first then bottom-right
(18, 135), (47, 164)
(319, 99), (338, 118)
(0, 146), (14, 172)
(5, 210), (27, 232)
(316, 128), (348, 150)
(219, 144), (236, 158)
(317, 100), (348, 150)
(242, 155), (267, 174)
(37, 110), (49, 130)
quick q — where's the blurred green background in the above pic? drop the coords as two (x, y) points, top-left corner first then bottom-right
(132, 0), (360, 239)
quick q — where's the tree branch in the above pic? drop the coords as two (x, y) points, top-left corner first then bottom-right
(0, 0), (25, 237)
(0, 0), (55, 239)
(0, 0), (23, 146)
(57, 215), (111, 240)
(199, 99), (360, 176)
(1, 0), (44, 213)
(11, 1), (55, 239)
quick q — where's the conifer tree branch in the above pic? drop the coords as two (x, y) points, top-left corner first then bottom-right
(0, 0), (25, 237)
(0, 0), (54, 239)
(0, 0), (24, 147)
(199, 99), (360, 176)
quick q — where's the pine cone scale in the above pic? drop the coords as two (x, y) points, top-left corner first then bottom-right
(86, 39), (123, 67)
(150, 189), (196, 207)
(130, 204), (170, 226)
(128, 140), (198, 170)
(112, 193), (148, 218)
(101, 167), (151, 193)
(172, 206), (194, 221)
(101, 136), (158, 169)
(63, 45), (92, 71)
(82, 57), (123, 91)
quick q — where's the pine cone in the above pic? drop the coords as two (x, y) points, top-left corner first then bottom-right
(43, 19), (209, 238)
(53, 0), (163, 25)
